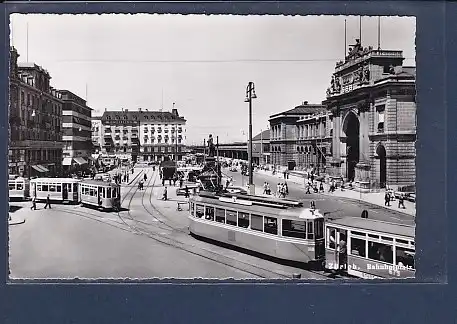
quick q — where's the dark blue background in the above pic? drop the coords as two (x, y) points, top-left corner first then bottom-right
(1, 2), (454, 323)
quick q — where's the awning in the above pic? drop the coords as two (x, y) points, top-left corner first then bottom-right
(62, 157), (73, 166)
(31, 165), (48, 173)
(74, 157), (88, 165)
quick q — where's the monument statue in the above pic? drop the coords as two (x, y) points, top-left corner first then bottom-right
(207, 134), (216, 157)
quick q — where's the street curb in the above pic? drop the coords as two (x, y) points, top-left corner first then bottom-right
(9, 218), (25, 225)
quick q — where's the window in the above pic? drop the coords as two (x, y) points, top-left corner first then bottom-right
(42, 185), (49, 191)
(377, 105), (385, 133)
(106, 187), (111, 198)
(351, 237), (366, 257)
(205, 206), (215, 221)
(57, 185), (62, 193)
(368, 241), (393, 263)
(251, 214), (263, 232)
(238, 212), (249, 228)
(195, 204), (204, 218)
(215, 208), (225, 223)
(307, 221), (314, 239)
(315, 219), (324, 239)
(17, 183), (24, 190)
(49, 185), (56, 192)
(226, 210), (237, 226)
(264, 216), (277, 235)
(9, 183), (15, 190)
(395, 247), (415, 269)
(282, 219), (306, 239)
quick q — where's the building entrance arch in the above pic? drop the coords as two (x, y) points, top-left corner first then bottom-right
(376, 144), (387, 188)
(343, 111), (360, 181)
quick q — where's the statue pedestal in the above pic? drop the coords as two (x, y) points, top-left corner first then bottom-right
(247, 184), (256, 196)
(355, 161), (371, 193)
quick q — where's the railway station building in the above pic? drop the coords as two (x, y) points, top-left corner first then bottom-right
(322, 39), (416, 192)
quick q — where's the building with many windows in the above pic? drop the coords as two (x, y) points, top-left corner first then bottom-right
(8, 46), (64, 177)
(252, 129), (270, 165)
(61, 90), (93, 171)
(269, 101), (326, 169)
(323, 39), (416, 191)
(99, 108), (186, 163)
(91, 115), (103, 154)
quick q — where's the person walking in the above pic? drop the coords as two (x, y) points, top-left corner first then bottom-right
(266, 183), (271, 195)
(162, 187), (168, 201)
(30, 196), (37, 210)
(385, 191), (391, 206)
(44, 194), (51, 209)
(319, 181), (324, 193)
(284, 182), (289, 196)
(184, 186), (190, 199)
(144, 173), (147, 182)
(398, 194), (406, 209)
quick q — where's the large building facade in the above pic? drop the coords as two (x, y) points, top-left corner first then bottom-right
(269, 101), (326, 169)
(9, 47), (64, 177)
(99, 108), (186, 162)
(91, 116), (103, 154)
(61, 90), (93, 169)
(323, 39), (416, 191)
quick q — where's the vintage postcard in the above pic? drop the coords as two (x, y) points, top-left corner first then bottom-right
(8, 14), (416, 280)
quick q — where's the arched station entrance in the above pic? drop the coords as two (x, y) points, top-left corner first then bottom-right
(343, 111), (360, 182)
(376, 144), (387, 188)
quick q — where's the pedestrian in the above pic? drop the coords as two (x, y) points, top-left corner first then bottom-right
(162, 187), (168, 201)
(311, 174), (314, 183)
(266, 183), (271, 195)
(263, 182), (267, 194)
(306, 183), (311, 195)
(162, 178), (165, 186)
(44, 193), (51, 209)
(31, 196), (37, 210)
(184, 185), (190, 199)
(319, 181), (324, 193)
(385, 191), (391, 206)
(398, 194), (406, 209)
(284, 182), (289, 196)
(276, 183), (281, 197)
(226, 178), (230, 189)
(144, 173), (147, 182)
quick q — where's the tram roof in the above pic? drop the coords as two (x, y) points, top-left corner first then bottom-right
(30, 177), (82, 183)
(326, 217), (415, 238)
(193, 192), (324, 220)
(79, 179), (120, 187)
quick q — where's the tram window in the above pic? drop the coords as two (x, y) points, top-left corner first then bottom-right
(42, 185), (49, 191)
(57, 185), (62, 193)
(282, 220), (306, 239)
(226, 210), (237, 226)
(49, 185), (56, 192)
(396, 239), (409, 245)
(315, 219), (324, 239)
(381, 236), (393, 241)
(368, 234), (379, 239)
(368, 241), (393, 264)
(352, 231), (366, 237)
(350, 237), (366, 257)
(17, 183), (23, 190)
(251, 214), (263, 232)
(395, 247), (415, 269)
(264, 217), (277, 235)
(205, 206), (215, 221)
(327, 228), (336, 249)
(9, 183), (15, 190)
(238, 212), (249, 228)
(37, 185), (42, 191)
(215, 208), (225, 223)
(107, 188), (111, 198)
(307, 221), (314, 239)
(73, 183), (78, 192)
(195, 205), (204, 218)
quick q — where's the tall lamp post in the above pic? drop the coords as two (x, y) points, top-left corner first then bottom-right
(244, 82), (257, 195)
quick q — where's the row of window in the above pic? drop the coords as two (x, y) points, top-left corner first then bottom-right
(80, 185), (119, 199)
(190, 202), (324, 240)
(326, 228), (415, 269)
(8, 182), (24, 190)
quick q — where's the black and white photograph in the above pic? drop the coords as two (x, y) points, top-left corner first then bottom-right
(8, 14), (416, 280)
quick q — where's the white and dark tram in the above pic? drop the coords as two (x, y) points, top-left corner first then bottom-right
(30, 178), (81, 202)
(325, 217), (415, 279)
(189, 191), (325, 265)
(8, 176), (30, 200)
(79, 179), (121, 211)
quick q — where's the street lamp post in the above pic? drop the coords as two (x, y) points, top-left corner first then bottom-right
(244, 82), (257, 195)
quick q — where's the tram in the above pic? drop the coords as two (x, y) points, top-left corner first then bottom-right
(30, 178), (81, 202)
(79, 179), (121, 211)
(8, 176), (30, 200)
(189, 191), (325, 265)
(324, 217), (415, 279)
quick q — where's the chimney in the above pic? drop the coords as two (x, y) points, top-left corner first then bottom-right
(124, 109), (128, 112)
(105, 108), (107, 112)
(172, 108), (179, 117)
(121, 108), (124, 112)
(138, 108), (142, 112)
(303, 101), (308, 105)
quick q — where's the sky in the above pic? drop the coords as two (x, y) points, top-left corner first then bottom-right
(10, 14), (415, 144)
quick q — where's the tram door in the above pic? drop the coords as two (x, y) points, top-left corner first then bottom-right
(31, 182), (37, 199)
(63, 183), (69, 200)
(73, 183), (79, 201)
(326, 227), (347, 272)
